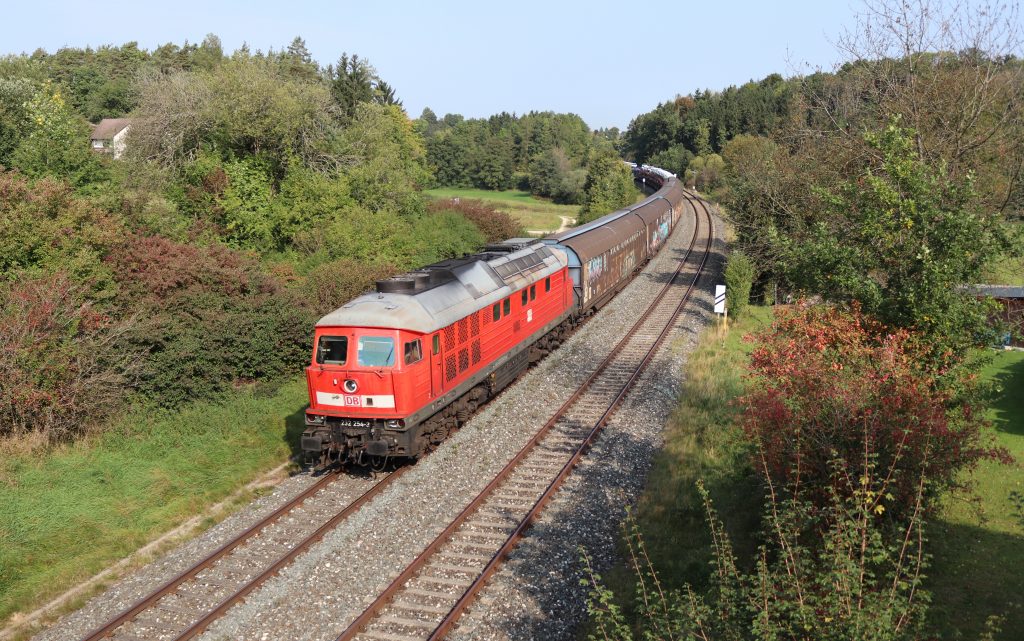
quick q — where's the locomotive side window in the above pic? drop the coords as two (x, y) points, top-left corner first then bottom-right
(432, 334), (440, 355)
(545, 277), (551, 292)
(530, 284), (536, 301)
(493, 303), (500, 321)
(503, 298), (511, 315)
(521, 289), (528, 305)
(357, 336), (395, 367)
(316, 336), (348, 365)
(404, 339), (423, 365)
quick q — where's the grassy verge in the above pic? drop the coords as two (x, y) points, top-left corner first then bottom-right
(604, 307), (772, 600)
(0, 378), (308, 626)
(424, 187), (579, 233)
(929, 349), (1024, 639)
(608, 312), (1023, 639)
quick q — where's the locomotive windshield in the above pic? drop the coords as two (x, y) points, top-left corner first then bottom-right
(316, 336), (348, 365)
(357, 335), (395, 367)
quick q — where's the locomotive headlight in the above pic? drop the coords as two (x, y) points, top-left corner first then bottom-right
(343, 379), (358, 393)
(386, 419), (404, 429)
(306, 414), (325, 425)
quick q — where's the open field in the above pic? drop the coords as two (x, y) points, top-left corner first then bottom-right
(0, 380), (307, 628)
(424, 188), (579, 234)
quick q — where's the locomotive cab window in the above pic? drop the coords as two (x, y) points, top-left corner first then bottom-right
(432, 334), (440, 355)
(493, 303), (500, 321)
(316, 336), (348, 365)
(404, 339), (423, 365)
(521, 289), (528, 305)
(530, 284), (536, 301)
(545, 277), (551, 292)
(357, 336), (395, 367)
(503, 298), (511, 315)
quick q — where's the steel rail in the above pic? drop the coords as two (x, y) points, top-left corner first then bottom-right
(336, 193), (713, 641)
(171, 465), (409, 641)
(430, 195), (714, 640)
(79, 471), (340, 641)
(80, 466), (403, 641)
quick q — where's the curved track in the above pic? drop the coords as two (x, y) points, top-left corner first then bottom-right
(75, 191), (714, 641)
(335, 193), (714, 641)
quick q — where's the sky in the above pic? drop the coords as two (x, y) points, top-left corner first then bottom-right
(0, 0), (864, 130)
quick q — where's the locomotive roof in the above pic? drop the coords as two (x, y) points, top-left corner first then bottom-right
(317, 241), (568, 334)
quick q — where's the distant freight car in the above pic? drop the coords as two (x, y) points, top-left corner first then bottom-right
(301, 166), (687, 466)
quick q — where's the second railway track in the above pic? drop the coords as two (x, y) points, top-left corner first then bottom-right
(336, 194), (715, 641)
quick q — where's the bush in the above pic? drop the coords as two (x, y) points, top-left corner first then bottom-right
(0, 170), (123, 290)
(740, 304), (1007, 515)
(427, 198), (524, 242)
(0, 272), (141, 443)
(585, 475), (933, 641)
(724, 251), (755, 320)
(106, 234), (314, 406)
(307, 258), (399, 315)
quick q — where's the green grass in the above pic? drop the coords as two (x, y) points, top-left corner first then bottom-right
(981, 255), (1024, 286)
(0, 379), (308, 627)
(606, 307), (773, 598)
(424, 187), (579, 233)
(928, 349), (1024, 639)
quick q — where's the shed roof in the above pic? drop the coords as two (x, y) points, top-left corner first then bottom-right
(968, 285), (1024, 299)
(91, 118), (131, 140)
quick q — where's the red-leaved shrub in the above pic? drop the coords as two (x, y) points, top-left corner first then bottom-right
(427, 198), (524, 242)
(0, 272), (141, 442)
(740, 304), (1008, 516)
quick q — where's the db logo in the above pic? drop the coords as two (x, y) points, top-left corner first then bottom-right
(343, 395), (362, 407)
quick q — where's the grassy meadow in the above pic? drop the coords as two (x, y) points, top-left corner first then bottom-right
(424, 187), (579, 234)
(0, 379), (308, 630)
(929, 349), (1024, 638)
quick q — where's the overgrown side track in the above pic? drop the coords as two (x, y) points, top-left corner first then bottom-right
(336, 194), (714, 641)
(80, 467), (404, 641)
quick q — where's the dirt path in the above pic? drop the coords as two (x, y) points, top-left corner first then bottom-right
(527, 215), (575, 236)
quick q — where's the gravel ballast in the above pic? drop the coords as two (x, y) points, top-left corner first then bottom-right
(30, 198), (724, 641)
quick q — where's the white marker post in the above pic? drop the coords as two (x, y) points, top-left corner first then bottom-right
(714, 284), (727, 326)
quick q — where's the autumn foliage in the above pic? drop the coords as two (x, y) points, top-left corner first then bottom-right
(427, 198), (524, 243)
(0, 272), (140, 441)
(739, 304), (1006, 514)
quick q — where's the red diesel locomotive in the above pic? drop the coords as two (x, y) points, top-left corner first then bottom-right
(302, 167), (687, 466)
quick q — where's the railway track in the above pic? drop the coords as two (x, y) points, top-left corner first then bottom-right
(335, 194), (714, 641)
(79, 467), (405, 641)
(73, 193), (712, 641)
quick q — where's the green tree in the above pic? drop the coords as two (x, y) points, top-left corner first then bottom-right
(330, 52), (375, 121)
(577, 149), (637, 223)
(787, 121), (1009, 355)
(11, 82), (102, 187)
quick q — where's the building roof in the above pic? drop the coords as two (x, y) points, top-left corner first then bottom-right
(968, 285), (1024, 299)
(90, 118), (131, 140)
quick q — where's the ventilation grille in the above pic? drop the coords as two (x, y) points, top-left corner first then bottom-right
(470, 314), (480, 337)
(471, 340), (481, 365)
(458, 318), (468, 344)
(458, 348), (469, 373)
(445, 355), (457, 381)
(443, 326), (455, 351)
